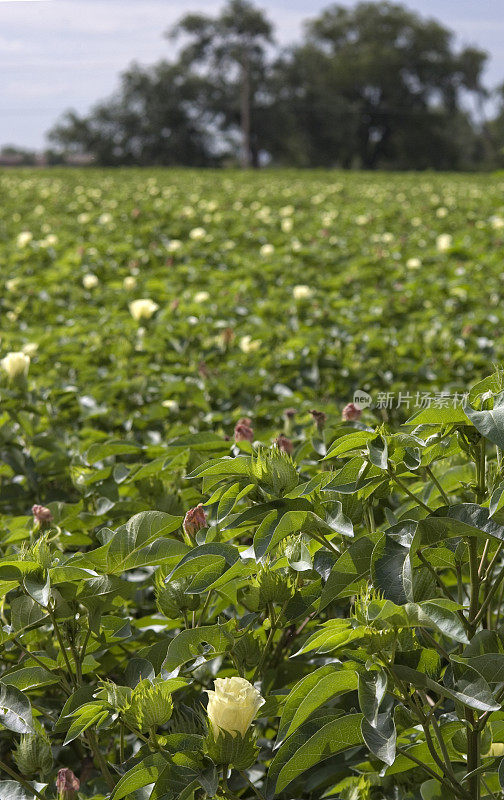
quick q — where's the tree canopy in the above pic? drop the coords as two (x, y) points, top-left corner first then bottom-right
(48, 0), (501, 170)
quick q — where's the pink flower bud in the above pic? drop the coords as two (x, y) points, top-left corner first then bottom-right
(310, 409), (327, 432)
(234, 418), (254, 443)
(342, 403), (362, 422)
(32, 505), (53, 525)
(274, 434), (293, 454)
(56, 768), (79, 800)
(183, 504), (207, 538)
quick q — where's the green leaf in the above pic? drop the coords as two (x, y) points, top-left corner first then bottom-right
(367, 435), (388, 470)
(162, 621), (235, 672)
(86, 439), (142, 464)
(272, 713), (364, 793)
(2, 666), (58, 691)
(111, 754), (169, 800)
(320, 532), (380, 608)
(277, 666), (359, 744)
(0, 682), (34, 733)
(392, 664), (500, 712)
(107, 511), (185, 573)
(464, 395), (504, 449)
(404, 407), (470, 426)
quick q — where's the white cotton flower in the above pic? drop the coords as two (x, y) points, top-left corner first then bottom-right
(6, 278), (21, 292)
(22, 343), (38, 357)
(129, 298), (159, 321)
(82, 273), (99, 289)
(17, 231), (33, 248)
(167, 239), (182, 252)
(98, 213), (112, 225)
(123, 276), (137, 290)
(293, 284), (313, 300)
(194, 291), (210, 303)
(281, 218), (293, 233)
(239, 335), (261, 353)
(206, 677), (265, 738)
(436, 233), (452, 252)
(1, 351), (30, 381)
(406, 258), (421, 269)
(189, 227), (206, 240)
(161, 399), (179, 412)
(491, 216), (504, 230)
(260, 244), (274, 257)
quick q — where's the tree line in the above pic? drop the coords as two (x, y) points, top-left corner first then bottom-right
(47, 0), (504, 170)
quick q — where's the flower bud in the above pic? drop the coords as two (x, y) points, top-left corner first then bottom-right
(274, 434), (293, 455)
(14, 734), (52, 778)
(310, 409), (327, 432)
(32, 504), (53, 525)
(1, 351), (30, 382)
(56, 768), (80, 800)
(234, 418), (254, 443)
(123, 679), (174, 733)
(183, 504), (207, 538)
(206, 677), (264, 738)
(129, 298), (159, 321)
(342, 403), (362, 422)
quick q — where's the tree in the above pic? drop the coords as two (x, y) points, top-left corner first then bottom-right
(274, 1), (488, 169)
(169, 0), (274, 168)
(48, 62), (215, 166)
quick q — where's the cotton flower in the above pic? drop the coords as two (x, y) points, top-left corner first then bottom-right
(342, 403), (362, 421)
(123, 276), (137, 290)
(22, 343), (38, 357)
(194, 291), (209, 303)
(189, 227), (206, 240)
(260, 244), (274, 257)
(206, 677), (265, 738)
(436, 234), (452, 252)
(234, 418), (254, 443)
(293, 285), (313, 300)
(129, 299), (159, 321)
(274, 434), (293, 454)
(239, 335), (260, 353)
(17, 231), (33, 248)
(6, 278), (21, 292)
(56, 767), (79, 800)
(32, 505), (53, 525)
(406, 258), (421, 269)
(167, 239), (182, 252)
(98, 213), (112, 225)
(82, 273), (99, 289)
(1, 351), (30, 381)
(161, 399), (179, 412)
(281, 218), (293, 233)
(183, 504), (208, 538)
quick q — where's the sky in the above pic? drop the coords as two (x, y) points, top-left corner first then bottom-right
(1, 0), (504, 149)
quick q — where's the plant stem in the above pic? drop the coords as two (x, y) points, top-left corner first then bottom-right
(425, 466), (450, 506)
(0, 759), (46, 800)
(87, 729), (116, 790)
(239, 771), (265, 800)
(389, 472), (433, 513)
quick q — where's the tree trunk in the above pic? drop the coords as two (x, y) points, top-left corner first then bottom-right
(240, 53), (251, 168)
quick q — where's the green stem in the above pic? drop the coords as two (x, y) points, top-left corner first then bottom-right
(48, 607), (78, 688)
(425, 466), (450, 506)
(197, 590), (214, 627)
(239, 770), (265, 800)
(0, 759), (46, 800)
(389, 471), (433, 513)
(87, 729), (116, 790)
